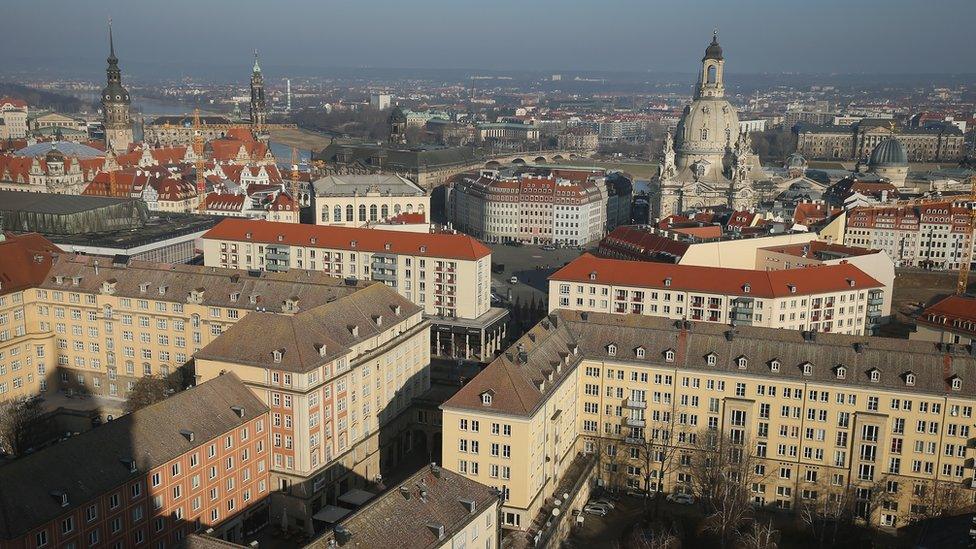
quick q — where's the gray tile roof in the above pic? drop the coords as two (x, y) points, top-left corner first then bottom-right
(0, 373), (267, 540)
(443, 310), (976, 417)
(39, 253), (366, 312)
(311, 174), (426, 197)
(194, 283), (423, 373)
(306, 464), (499, 549)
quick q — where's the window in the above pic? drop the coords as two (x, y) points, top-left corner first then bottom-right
(607, 344), (617, 356)
(481, 392), (492, 406)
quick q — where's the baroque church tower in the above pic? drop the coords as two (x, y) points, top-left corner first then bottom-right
(249, 51), (267, 131)
(101, 19), (133, 153)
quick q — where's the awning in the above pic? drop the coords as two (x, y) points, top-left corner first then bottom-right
(338, 488), (376, 507)
(312, 505), (352, 523)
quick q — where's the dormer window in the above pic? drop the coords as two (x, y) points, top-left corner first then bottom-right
(572, 344), (579, 356)
(664, 349), (675, 363)
(139, 282), (150, 293)
(869, 369), (880, 383)
(317, 344), (328, 357)
(770, 359), (780, 373)
(904, 372), (916, 387)
(277, 235), (284, 242)
(801, 362), (813, 376)
(788, 284), (797, 294)
(835, 365), (847, 379)
(384, 243), (392, 251)
(706, 353), (717, 366)
(664, 277), (672, 287)
(272, 349), (283, 363)
(245, 232), (252, 239)
(158, 285), (167, 296)
(951, 377), (962, 391)
(589, 271), (597, 281)
(419, 245), (427, 253)
(310, 237), (317, 245)
(607, 344), (617, 357)
(636, 346), (645, 358)
(481, 392), (493, 406)
(743, 283), (751, 294)
(350, 240), (358, 248)
(736, 356), (748, 369)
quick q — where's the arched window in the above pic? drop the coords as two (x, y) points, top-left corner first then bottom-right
(394, 204), (401, 214)
(369, 204), (378, 221)
(321, 207), (330, 223)
(345, 205), (354, 221)
(869, 370), (880, 382)
(406, 204), (414, 213)
(707, 64), (717, 84)
(636, 347), (645, 359)
(664, 350), (675, 363)
(381, 205), (389, 219)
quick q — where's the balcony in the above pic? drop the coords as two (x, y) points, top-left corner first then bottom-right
(625, 436), (646, 445)
(625, 417), (646, 428)
(867, 296), (884, 306)
(624, 398), (647, 409)
(266, 251), (289, 260)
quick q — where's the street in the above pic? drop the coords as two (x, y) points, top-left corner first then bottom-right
(487, 243), (589, 307)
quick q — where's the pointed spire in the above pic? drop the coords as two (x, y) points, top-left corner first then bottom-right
(108, 16), (117, 62)
(252, 49), (261, 73)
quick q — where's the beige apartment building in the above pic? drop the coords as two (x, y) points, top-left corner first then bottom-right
(201, 218), (508, 361)
(442, 310), (976, 534)
(549, 253), (887, 336)
(0, 242), (373, 409)
(194, 284), (432, 531)
(911, 295), (976, 346)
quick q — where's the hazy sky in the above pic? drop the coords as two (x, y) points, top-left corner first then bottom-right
(3, 0), (974, 80)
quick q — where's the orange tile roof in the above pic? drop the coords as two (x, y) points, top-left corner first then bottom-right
(0, 233), (60, 295)
(550, 253), (882, 298)
(917, 295), (976, 338)
(203, 218), (491, 261)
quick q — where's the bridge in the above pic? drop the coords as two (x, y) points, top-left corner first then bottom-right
(484, 149), (594, 167)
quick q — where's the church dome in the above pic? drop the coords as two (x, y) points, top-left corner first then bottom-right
(868, 137), (907, 168)
(674, 98), (740, 164)
(703, 33), (723, 61)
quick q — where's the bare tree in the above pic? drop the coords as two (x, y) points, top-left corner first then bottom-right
(625, 523), (680, 549)
(0, 396), (43, 457)
(636, 406), (685, 516)
(909, 478), (973, 523)
(686, 430), (765, 549)
(795, 475), (891, 548)
(124, 374), (182, 414)
(737, 519), (779, 549)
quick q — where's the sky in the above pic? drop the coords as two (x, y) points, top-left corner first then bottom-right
(2, 0), (974, 80)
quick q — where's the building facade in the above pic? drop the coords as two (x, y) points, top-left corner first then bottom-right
(200, 219), (508, 361)
(194, 285), (431, 531)
(448, 168), (631, 246)
(795, 121), (964, 162)
(441, 310), (976, 532)
(844, 202), (975, 269)
(312, 174), (429, 228)
(0, 97), (29, 139)
(0, 373), (271, 549)
(549, 253), (888, 335)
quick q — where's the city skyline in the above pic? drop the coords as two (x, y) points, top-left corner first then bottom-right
(3, 0), (976, 80)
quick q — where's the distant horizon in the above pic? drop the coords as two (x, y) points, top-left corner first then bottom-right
(3, 0), (975, 83)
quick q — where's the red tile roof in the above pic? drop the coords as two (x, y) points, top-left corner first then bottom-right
(0, 97), (28, 109)
(597, 226), (691, 262)
(203, 218), (491, 261)
(0, 233), (60, 296)
(917, 295), (976, 338)
(550, 253), (882, 298)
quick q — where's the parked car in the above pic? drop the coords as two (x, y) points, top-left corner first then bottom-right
(541, 245), (556, 251)
(589, 498), (615, 510)
(666, 493), (695, 505)
(582, 504), (608, 516)
(626, 489), (652, 499)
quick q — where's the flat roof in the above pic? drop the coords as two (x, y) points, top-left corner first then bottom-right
(0, 190), (137, 215)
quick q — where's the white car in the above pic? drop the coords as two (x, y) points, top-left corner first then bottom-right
(582, 504), (608, 516)
(666, 493), (695, 505)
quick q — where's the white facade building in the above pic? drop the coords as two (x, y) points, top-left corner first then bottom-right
(448, 168), (631, 245)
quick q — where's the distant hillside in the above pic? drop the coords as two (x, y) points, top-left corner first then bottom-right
(0, 82), (83, 113)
